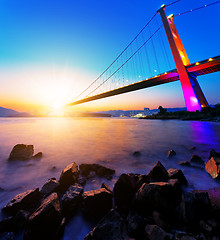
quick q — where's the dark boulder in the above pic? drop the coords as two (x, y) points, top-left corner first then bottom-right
(0, 232), (15, 240)
(126, 211), (146, 239)
(148, 161), (169, 182)
(8, 144), (34, 161)
(205, 157), (220, 179)
(135, 180), (182, 216)
(2, 188), (40, 215)
(59, 162), (79, 191)
(137, 174), (150, 189)
(101, 183), (112, 193)
(0, 217), (13, 234)
(133, 151), (141, 157)
(24, 192), (62, 240)
(84, 210), (129, 240)
(32, 152), (42, 159)
(61, 184), (83, 217)
(82, 188), (112, 218)
(113, 174), (138, 213)
(145, 224), (172, 240)
(209, 149), (220, 159)
(79, 164), (115, 180)
(180, 192), (211, 227)
(40, 178), (60, 197)
(168, 149), (176, 158)
(168, 168), (188, 185)
(190, 155), (204, 165)
(179, 161), (191, 167)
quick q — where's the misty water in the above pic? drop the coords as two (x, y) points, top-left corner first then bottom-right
(0, 117), (220, 239)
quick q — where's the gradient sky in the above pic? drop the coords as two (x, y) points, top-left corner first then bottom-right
(0, 0), (219, 114)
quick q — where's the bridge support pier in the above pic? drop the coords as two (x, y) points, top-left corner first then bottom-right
(158, 5), (209, 111)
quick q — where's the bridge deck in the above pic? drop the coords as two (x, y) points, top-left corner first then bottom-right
(68, 55), (220, 106)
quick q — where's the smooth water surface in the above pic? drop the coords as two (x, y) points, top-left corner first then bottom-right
(0, 117), (220, 239)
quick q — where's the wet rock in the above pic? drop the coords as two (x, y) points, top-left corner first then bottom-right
(40, 178), (60, 197)
(77, 176), (87, 186)
(152, 211), (170, 232)
(209, 149), (220, 159)
(136, 174), (150, 189)
(24, 192), (62, 240)
(205, 157), (220, 179)
(59, 162), (79, 191)
(50, 166), (57, 171)
(101, 183), (112, 193)
(113, 174), (138, 213)
(32, 152), (42, 159)
(180, 192), (211, 227)
(133, 151), (141, 157)
(62, 184), (83, 217)
(0, 217), (13, 234)
(12, 210), (30, 229)
(148, 161), (169, 182)
(189, 146), (196, 151)
(168, 168), (188, 185)
(145, 224), (172, 240)
(168, 149), (176, 158)
(126, 211), (146, 239)
(190, 155), (204, 165)
(136, 180), (182, 216)
(8, 144), (34, 161)
(79, 164), (115, 180)
(174, 232), (196, 240)
(0, 232), (15, 240)
(2, 188), (40, 215)
(82, 188), (112, 218)
(199, 219), (212, 233)
(179, 161), (191, 167)
(84, 210), (129, 240)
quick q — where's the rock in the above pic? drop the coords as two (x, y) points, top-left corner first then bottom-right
(12, 210), (30, 229)
(209, 149), (220, 159)
(79, 164), (115, 179)
(174, 232), (196, 240)
(136, 174), (150, 189)
(189, 146), (196, 151)
(82, 188), (112, 218)
(152, 211), (170, 232)
(148, 161), (169, 182)
(126, 212), (146, 239)
(135, 181), (182, 216)
(0, 217), (13, 234)
(179, 161), (191, 167)
(145, 224), (172, 240)
(180, 192), (211, 227)
(113, 174), (138, 213)
(8, 144), (34, 161)
(84, 210), (129, 240)
(133, 151), (141, 157)
(168, 168), (188, 185)
(205, 157), (220, 179)
(190, 155), (204, 165)
(0, 232), (15, 240)
(62, 184), (83, 217)
(77, 176), (87, 186)
(24, 192), (62, 240)
(101, 183), (112, 193)
(168, 149), (176, 158)
(59, 162), (79, 191)
(40, 178), (60, 196)
(50, 166), (57, 171)
(32, 152), (42, 159)
(199, 219), (212, 232)
(2, 188), (40, 215)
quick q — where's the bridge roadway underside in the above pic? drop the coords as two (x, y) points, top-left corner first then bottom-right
(68, 56), (220, 106)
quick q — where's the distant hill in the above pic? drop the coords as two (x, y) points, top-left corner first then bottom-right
(0, 107), (31, 117)
(0, 107), (20, 117)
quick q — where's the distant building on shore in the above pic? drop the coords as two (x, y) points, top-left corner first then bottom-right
(144, 108), (150, 116)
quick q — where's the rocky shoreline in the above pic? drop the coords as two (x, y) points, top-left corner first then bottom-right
(0, 145), (220, 239)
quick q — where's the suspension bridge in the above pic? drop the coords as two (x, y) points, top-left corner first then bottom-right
(68, 1), (220, 112)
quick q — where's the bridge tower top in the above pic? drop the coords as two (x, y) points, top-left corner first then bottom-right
(158, 5), (209, 111)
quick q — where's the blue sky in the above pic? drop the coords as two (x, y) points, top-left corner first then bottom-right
(0, 0), (219, 113)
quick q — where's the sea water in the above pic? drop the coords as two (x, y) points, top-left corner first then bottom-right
(0, 117), (220, 239)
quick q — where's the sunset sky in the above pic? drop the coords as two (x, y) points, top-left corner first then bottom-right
(0, 0), (219, 114)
